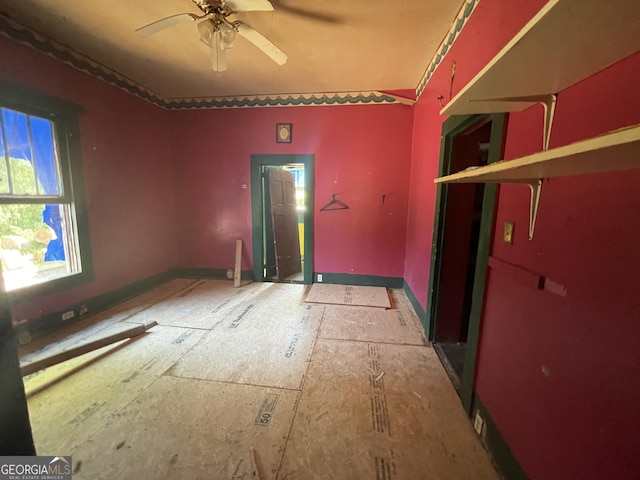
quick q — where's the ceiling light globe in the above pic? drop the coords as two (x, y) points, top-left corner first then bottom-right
(219, 22), (237, 47)
(197, 20), (215, 46)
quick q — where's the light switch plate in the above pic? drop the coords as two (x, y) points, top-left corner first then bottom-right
(504, 221), (515, 244)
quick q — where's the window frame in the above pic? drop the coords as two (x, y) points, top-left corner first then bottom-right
(0, 79), (93, 302)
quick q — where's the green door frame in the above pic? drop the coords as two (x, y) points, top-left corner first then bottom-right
(426, 113), (507, 412)
(250, 154), (314, 284)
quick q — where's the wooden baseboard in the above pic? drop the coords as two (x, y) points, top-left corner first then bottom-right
(313, 273), (403, 289)
(471, 395), (530, 480)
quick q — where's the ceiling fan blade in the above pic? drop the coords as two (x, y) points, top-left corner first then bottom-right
(270, 1), (340, 23)
(234, 21), (287, 65)
(136, 13), (200, 37)
(226, 0), (274, 12)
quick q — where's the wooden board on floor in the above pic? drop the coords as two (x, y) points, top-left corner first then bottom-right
(305, 284), (391, 308)
(278, 339), (499, 480)
(21, 322), (155, 376)
(80, 278), (200, 327)
(25, 326), (205, 455)
(234, 239), (242, 288)
(69, 376), (298, 480)
(130, 279), (270, 330)
(319, 305), (427, 346)
(19, 278), (199, 358)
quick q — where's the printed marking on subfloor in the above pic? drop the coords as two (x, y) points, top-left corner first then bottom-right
(254, 393), (280, 427)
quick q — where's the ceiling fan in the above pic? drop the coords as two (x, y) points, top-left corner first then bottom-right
(136, 0), (287, 72)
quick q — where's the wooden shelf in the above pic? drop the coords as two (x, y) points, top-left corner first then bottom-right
(434, 124), (640, 184)
(435, 124), (640, 240)
(441, 0), (640, 116)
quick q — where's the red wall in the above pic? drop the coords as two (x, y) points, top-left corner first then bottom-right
(0, 36), (178, 323)
(404, 0), (548, 308)
(405, 0), (640, 478)
(477, 51), (640, 480)
(170, 104), (413, 278)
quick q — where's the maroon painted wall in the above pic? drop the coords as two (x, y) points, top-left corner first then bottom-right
(170, 104), (413, 278)
(405, 0), (640, 478)
(404, 0), (548, 308)
(0, 36), (178, 323)
(476, 51), (640, 480)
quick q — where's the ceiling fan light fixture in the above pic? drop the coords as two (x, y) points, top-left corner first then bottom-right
(198, 19), (236, 48)
(138, 0), (286, 72)
(197, 19), (214, 46)
(211, 29), (229, 72)
(219, 21), (237, 46)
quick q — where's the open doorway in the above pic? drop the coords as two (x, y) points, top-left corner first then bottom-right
(433, 119), (491, 389)
(427, 114), (506, 411)
(251, 155), (314, 285)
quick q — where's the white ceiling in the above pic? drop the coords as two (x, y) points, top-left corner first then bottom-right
(0, 0), (466, 100)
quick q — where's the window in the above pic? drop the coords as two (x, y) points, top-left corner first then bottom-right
(0, 82), (92, 297)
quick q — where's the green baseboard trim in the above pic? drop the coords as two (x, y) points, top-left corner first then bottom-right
(403, 280), (428, 333)
(472, 395), (529, 480)
(13, 269), (176, 342)
(315, 273), (403, 289)
(173, 267), (253, 281)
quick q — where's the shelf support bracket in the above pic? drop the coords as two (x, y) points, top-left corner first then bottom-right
(505, 179), (543, 240)
(540, 94), (557, 151)
(526, 179), (543, 240)
(477, 94), (557, 149)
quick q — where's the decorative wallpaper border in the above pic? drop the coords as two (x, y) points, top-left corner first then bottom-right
(164, 92), (396, 109)
(415, 0), (480, 100)
(0, 13), (397, 110)
(0, 13), (166, 107)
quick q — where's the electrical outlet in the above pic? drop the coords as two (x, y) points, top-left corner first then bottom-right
(61, 310), (75, 321)
(17, 332), (32, 345)
(474, 410), (485, 437)
(79, 305), (89, 316)
(317, 274), (323, 282)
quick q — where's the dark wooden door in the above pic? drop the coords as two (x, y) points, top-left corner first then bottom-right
(268, 169), (301, 279)
(262, 168), (277, 278)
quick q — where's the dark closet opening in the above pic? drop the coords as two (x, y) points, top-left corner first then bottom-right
(433, 119), (492, 390)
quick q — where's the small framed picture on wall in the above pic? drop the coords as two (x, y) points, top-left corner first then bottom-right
(276, 123), (292, 143)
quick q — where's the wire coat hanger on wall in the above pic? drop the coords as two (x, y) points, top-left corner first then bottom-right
(320, 193), (350, 211)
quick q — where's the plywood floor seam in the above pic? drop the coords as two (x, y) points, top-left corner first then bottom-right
(318, 336), (429, 347)
(23, 280), (500, 480)
(161, 372), (306, 393)
(274, 293), (327, 477)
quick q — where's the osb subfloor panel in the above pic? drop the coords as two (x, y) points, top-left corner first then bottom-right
(26, 326), (205, 454)
(168, 283), (325, 389)
(305, 283), (391, 308)
(23, 281), (500, 480)
(319, 305), (427, 346)
(71, 377), (298, 480)
(278, 340), (498, 479)
(132, 279), (272, 330)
